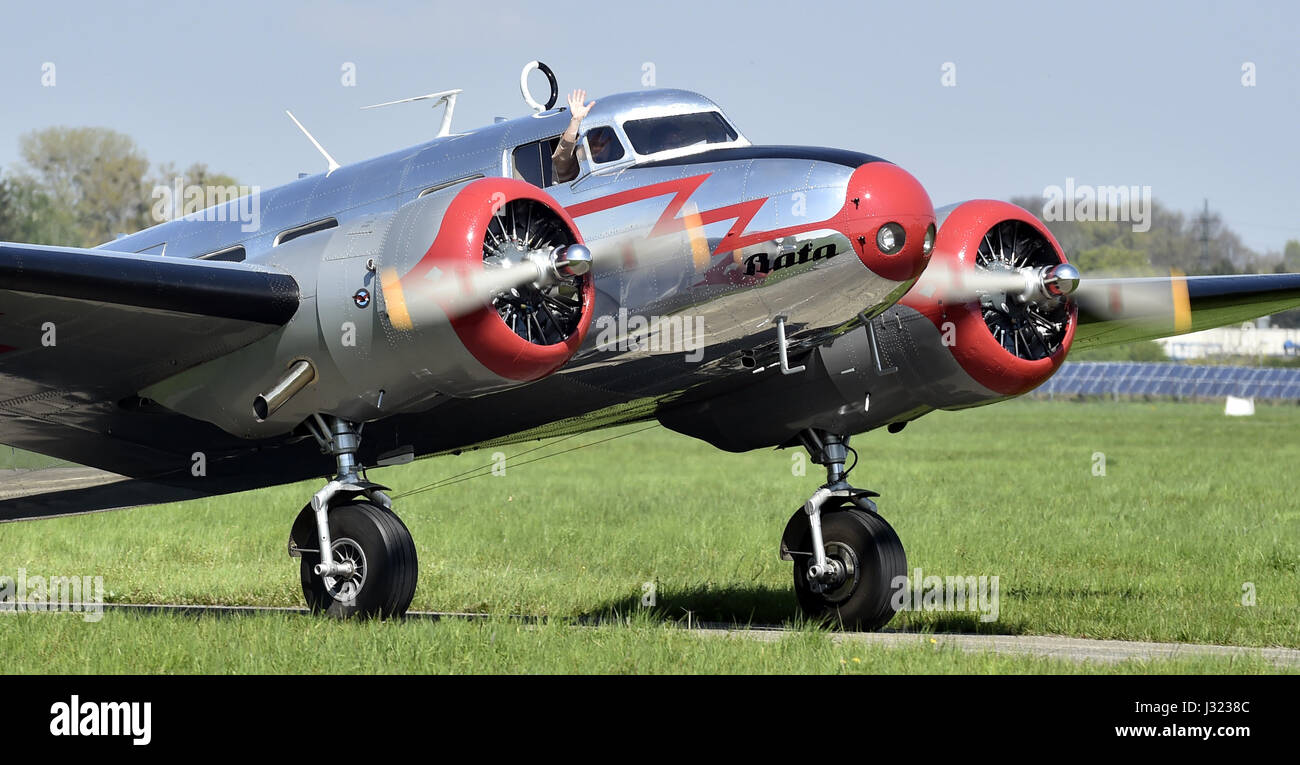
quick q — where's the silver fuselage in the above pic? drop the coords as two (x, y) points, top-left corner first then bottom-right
(110, 89), (932, 447)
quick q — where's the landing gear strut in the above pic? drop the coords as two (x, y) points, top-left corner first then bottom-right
(288, 415), (418, 618)
(781, 429), (906, 630)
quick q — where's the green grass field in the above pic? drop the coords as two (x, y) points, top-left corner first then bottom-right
(2, 398), (1298, 673)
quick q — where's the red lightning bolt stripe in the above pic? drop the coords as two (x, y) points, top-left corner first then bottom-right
(566, 174), (711, 233)
(566, 174), (771, 258)
(567, 171), (900, 262)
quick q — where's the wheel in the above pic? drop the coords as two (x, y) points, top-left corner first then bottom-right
(295, 501), (418, 619)
(790, 506), (906, 630)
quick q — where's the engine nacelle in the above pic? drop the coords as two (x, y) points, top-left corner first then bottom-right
(899, 199), (1076, 397)
(317, 178), (595, 411)
(658, 200), (1076, 451)
(144, 179), (593, 438)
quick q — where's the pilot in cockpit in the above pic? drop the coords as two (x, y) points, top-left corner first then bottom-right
(552, 89), (594, 183)
(552, 89), (621, 183)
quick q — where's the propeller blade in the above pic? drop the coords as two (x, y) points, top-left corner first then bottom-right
(585, 220), (702, 276)
(910, 257), (1031, 301)
(382, 217), (701, 331)
(1073, 272), (1191, 332)
(913, 254), (1190, 332)
(381, 260), (551, 331)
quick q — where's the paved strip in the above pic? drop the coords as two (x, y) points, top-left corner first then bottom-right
(693, 627), (1300, 667)
(0, 467), (127, 501)
(4, 601), (1297, 667)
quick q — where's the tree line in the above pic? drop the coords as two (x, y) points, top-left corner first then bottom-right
(0, 126), (237, 248)
(1009, 195), (1300, 278)
(1008, 195), (1300, 328)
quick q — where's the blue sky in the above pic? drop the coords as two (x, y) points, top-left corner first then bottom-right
(1, 0), (1296, 253)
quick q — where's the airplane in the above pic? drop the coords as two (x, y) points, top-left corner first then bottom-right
(3, 62), (1299, 628)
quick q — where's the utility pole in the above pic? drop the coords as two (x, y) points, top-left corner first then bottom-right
(1199, 198), (1211, 268)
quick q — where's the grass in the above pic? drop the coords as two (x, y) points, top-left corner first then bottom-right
(0, 447), (73, 471)
(0, 610), (1292, 674)
(2, 398), (1299, 672)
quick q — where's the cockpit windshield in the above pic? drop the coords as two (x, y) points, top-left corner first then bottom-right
(622, 112), (738, 156)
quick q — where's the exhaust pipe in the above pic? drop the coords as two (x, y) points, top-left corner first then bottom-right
(254, 360), (316, 421)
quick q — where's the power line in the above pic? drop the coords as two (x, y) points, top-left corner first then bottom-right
(393, 423), (661, 499)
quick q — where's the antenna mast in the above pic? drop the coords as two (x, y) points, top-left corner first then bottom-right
(285, 110), (342, 176)
(362, 89), (463, 138)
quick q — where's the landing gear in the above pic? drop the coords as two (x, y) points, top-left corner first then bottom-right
(781, 429), (906, 630)
(295, 500), (418, 618)
(288, 415), (418, 619)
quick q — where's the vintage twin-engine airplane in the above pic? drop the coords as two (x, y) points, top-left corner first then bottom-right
(4, 64), (1300, 627)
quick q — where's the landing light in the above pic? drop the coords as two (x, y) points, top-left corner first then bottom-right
(876, 223), (905, 255)
(922, 224), (935, 256)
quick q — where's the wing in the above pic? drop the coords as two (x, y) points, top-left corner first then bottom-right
(1070, 273), (1300, 350)
(0, 242), (301, 479)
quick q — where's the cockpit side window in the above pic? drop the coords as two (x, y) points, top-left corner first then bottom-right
(511, 136), (561, 187)
(514, 127), (627, 187)
(622, 112), (738, 156)
(583, 126), (625, 165)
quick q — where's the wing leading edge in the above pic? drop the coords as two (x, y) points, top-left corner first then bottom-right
(1071, 273), (1300, 350)
(0, 242), (299, 323)
(0, 242), (301, 476)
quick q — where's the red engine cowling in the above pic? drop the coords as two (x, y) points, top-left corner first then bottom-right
(400, 178), (594, 382)
(367, 178), (596, 404)
(900, 200), (1076, 396)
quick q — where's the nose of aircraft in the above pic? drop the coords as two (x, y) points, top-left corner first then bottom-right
(841, 162), (935, 283)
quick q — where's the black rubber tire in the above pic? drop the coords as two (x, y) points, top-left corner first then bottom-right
(298, 501), (418, 619)
(791, 507), (906, 631)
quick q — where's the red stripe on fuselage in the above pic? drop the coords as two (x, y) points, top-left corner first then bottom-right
(566, 174), (773, 258)
(566, 174), (710, 232)
(564, 164), (933, 285)
(564, 171), (881, 262)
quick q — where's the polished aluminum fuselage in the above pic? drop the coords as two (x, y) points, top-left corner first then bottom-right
(112, 89), (919, 447)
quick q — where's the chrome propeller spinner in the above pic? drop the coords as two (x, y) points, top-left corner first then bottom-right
(481, 199), (587, 345)
(973, 220), (1074, 360)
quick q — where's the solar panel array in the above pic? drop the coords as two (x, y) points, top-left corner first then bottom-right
(1032, 362), (1300, 400)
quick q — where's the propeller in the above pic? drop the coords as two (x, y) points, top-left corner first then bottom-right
(381, 239), (592, 337)
(380, 197), (700, 339)
(915, 214), (1190, 346)
(909, 218), (1191, 359)
(915, 258), (1190, 327)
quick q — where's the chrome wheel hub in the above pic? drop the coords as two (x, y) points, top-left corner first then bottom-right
(809, 541), (860, 602)
(323, 537), (367, 602)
